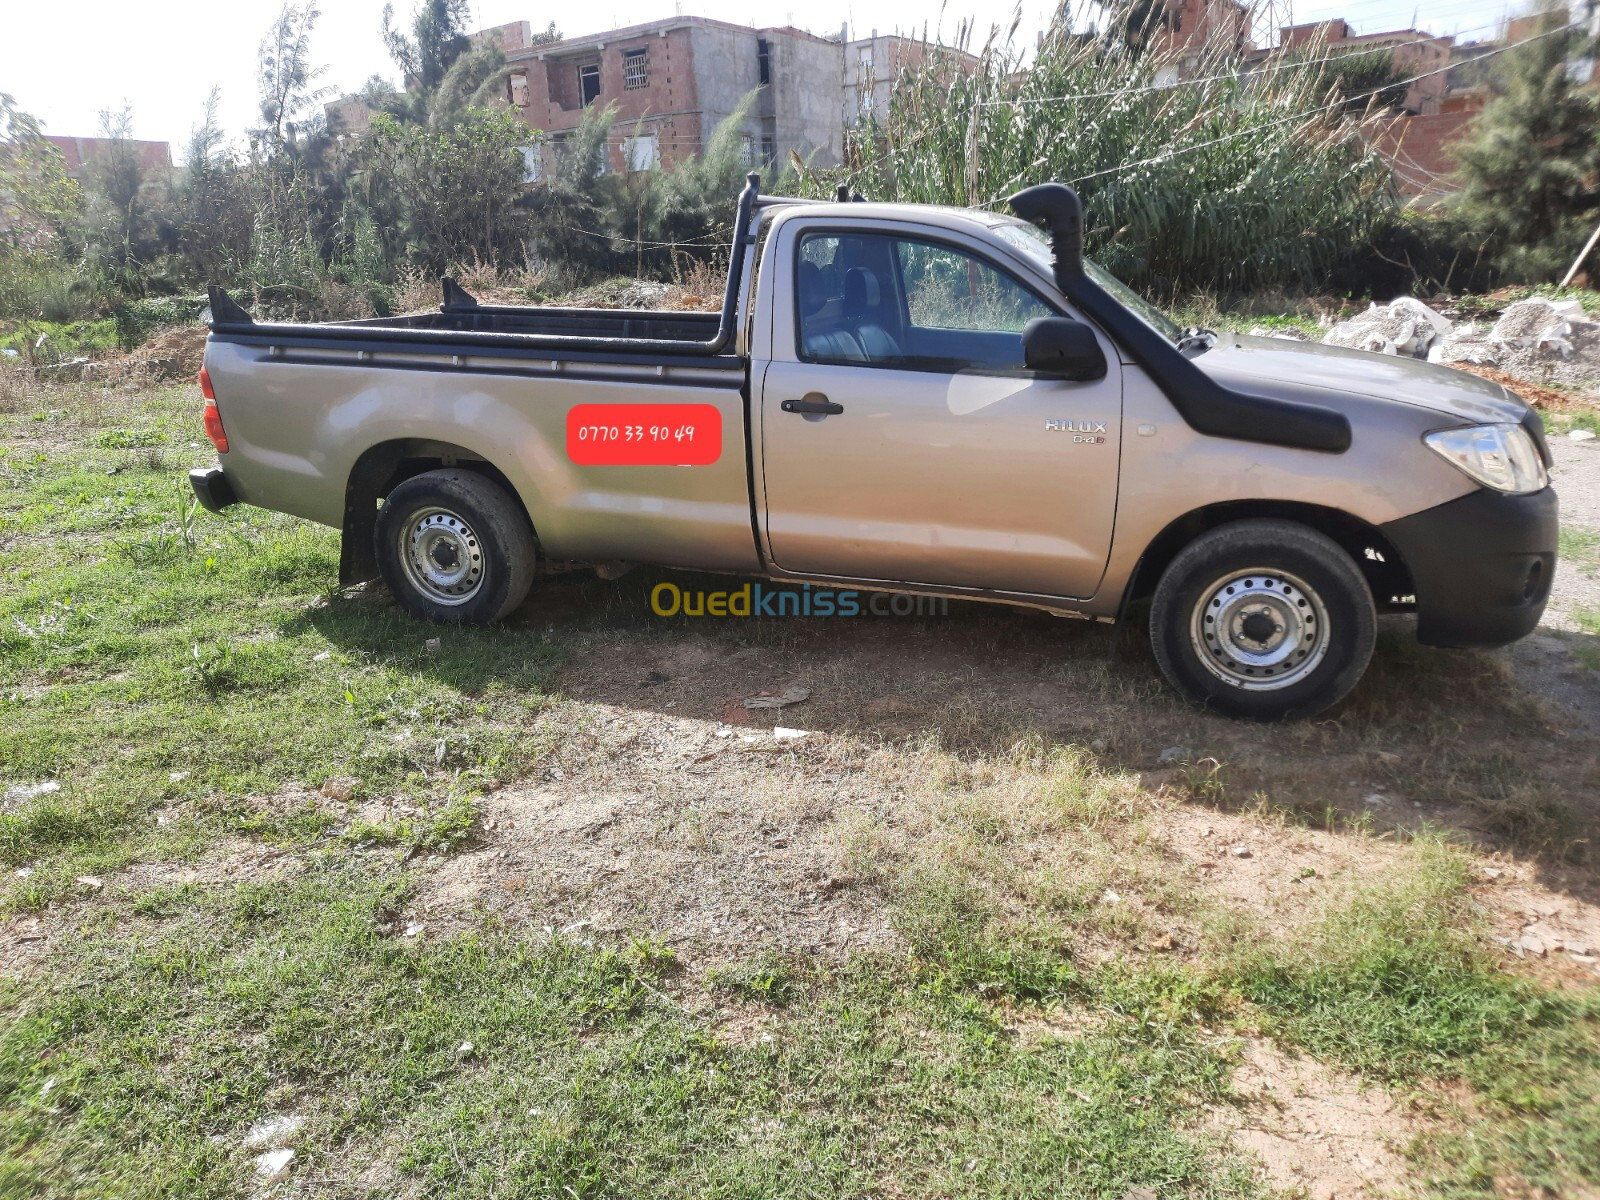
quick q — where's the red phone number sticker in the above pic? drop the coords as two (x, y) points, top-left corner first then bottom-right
(565, 403), (723, 466)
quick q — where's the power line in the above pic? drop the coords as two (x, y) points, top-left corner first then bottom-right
(979, 13), (1510, 110)
(975, 17), (1574, 203)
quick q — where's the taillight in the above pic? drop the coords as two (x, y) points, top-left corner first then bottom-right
(199, 368), (228, 454)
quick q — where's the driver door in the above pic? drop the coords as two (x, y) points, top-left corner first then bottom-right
(757, 224), (1123, 600)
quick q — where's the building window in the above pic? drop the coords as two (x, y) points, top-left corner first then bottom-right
(521, 144), (543, 183)
(623, 48), (649, 90)
(740, 134), (758, 167)
(626, 133), (659, 171)
(509, 72), (529, 107)
(578, 63), (601, 107)
(757, 38), (770, 85)
(760, 135), (776, 167)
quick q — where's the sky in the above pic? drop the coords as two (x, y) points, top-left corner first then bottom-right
(1, 0), (1526, 155)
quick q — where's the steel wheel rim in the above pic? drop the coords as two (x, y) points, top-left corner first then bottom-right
(1189, 567), (1330, 691)
(398, 507), (484, 606)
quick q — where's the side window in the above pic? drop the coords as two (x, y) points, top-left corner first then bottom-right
(896, 240), (1053, 334)
(795, 231), (1057, 373)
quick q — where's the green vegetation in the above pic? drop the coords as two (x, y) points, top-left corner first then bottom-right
(1, 378), (1598, 1196)
(4, 2), (1594, 343)
(847, 24), (1401, 295)
(1455, 6), (1600, 281)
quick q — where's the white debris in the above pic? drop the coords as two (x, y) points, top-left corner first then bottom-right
(1101, 889), (1122, 904)
(425, 637), (442, 653)
(253, 1148), (295, 1180)
(1393, 295), (1453, 338)
(241, 1114), (304, 1150)
(1230, 845), (1253, 859)
(1157, 746), (1188, 765)
(772, 727), (809, 741)
(1492, 298), (1572, 348)
(1428, 295), (1600, 387)
(3, 780), (60, 805)
(168, 770), (189, 783)
(1323, 297), (1449, 358)
(403, 922), (425, 937)
(1570, 428), (1597, 442)
(742, 686), (810, 710)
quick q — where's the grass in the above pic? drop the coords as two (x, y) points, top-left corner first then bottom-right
(1562, 524), (1600, 576)
(1, 378), (1598, 1197)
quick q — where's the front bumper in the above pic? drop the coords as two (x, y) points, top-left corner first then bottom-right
(1381, 486), (1557, 648)
(188, 466), (238, 514)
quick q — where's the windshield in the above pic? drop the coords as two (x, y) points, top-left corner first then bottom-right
(990, 219), (1186, 343)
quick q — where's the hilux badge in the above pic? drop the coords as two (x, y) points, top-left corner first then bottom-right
(1045, 419), (1107, 433)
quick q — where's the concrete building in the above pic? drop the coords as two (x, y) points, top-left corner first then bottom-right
(842, 32), (979, 125)
(503, 16), (847, 178)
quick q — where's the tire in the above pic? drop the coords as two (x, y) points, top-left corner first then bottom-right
(374, 469), (536, 624)
(1149, 519), (1376, 721)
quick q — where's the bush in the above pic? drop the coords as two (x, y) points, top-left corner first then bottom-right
(833, 21), (1398, 295)
(112, 295), (210, 349)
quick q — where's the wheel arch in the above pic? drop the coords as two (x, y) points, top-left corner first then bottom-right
(340, 438), (531, 586)
(1121, 499), (1414, 615)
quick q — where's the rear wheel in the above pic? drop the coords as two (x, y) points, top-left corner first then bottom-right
(1149, 520), (1376, 720)
(374, 469), (536, 624)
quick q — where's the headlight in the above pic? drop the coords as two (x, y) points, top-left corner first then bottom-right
(1423, 423), (1549, 494)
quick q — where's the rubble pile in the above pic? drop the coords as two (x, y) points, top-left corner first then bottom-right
(1318, 294), (1600, 395)
(1321, 297), (1453, 357)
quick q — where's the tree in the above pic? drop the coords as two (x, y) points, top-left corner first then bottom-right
(176, 88), (253, 282)
(1118, 0), (1177, 55)
(1288, 45), (1412, 115)
(360, 107), (534, 273)
(257, 3), (333, 154)
(1453, 6), (1599, 279)
(0, 94), (77, 257)
(425, 42), (511, 129)
(382, 0), (473, 96)
(76, 104), (166, 291)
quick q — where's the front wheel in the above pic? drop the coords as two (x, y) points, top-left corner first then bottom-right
(374, 469), (536, 624)
(1149, 520), (1376, 720)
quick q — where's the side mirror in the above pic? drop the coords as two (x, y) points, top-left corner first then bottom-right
(1022, 316), (1107, 381)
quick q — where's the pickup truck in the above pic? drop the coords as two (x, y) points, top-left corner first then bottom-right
(190, 174), (1557, 719)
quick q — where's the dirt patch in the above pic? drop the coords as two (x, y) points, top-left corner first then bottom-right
(1150, 803), (1410, 926)
(1211, 1037), (1421, 1199)
(401, 702), (899, 962)
(115, 325), (207, 382)
(1482, 867), (1600, 984)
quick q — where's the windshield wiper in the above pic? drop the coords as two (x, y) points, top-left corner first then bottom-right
(1176, 326), (1217, 354)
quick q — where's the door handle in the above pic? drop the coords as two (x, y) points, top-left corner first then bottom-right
(781, 394), (844, 416)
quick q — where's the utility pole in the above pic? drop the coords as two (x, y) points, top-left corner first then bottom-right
(1250, 0), (1294, 53)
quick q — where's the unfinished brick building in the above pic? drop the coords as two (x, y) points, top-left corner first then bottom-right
(504, 16), (847, 178)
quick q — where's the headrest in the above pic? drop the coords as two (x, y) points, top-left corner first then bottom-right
(798, 261), (826, 316)
(844, 267), (880, 313)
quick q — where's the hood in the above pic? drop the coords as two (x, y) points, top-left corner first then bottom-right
(1194, 332), (1532, 426)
